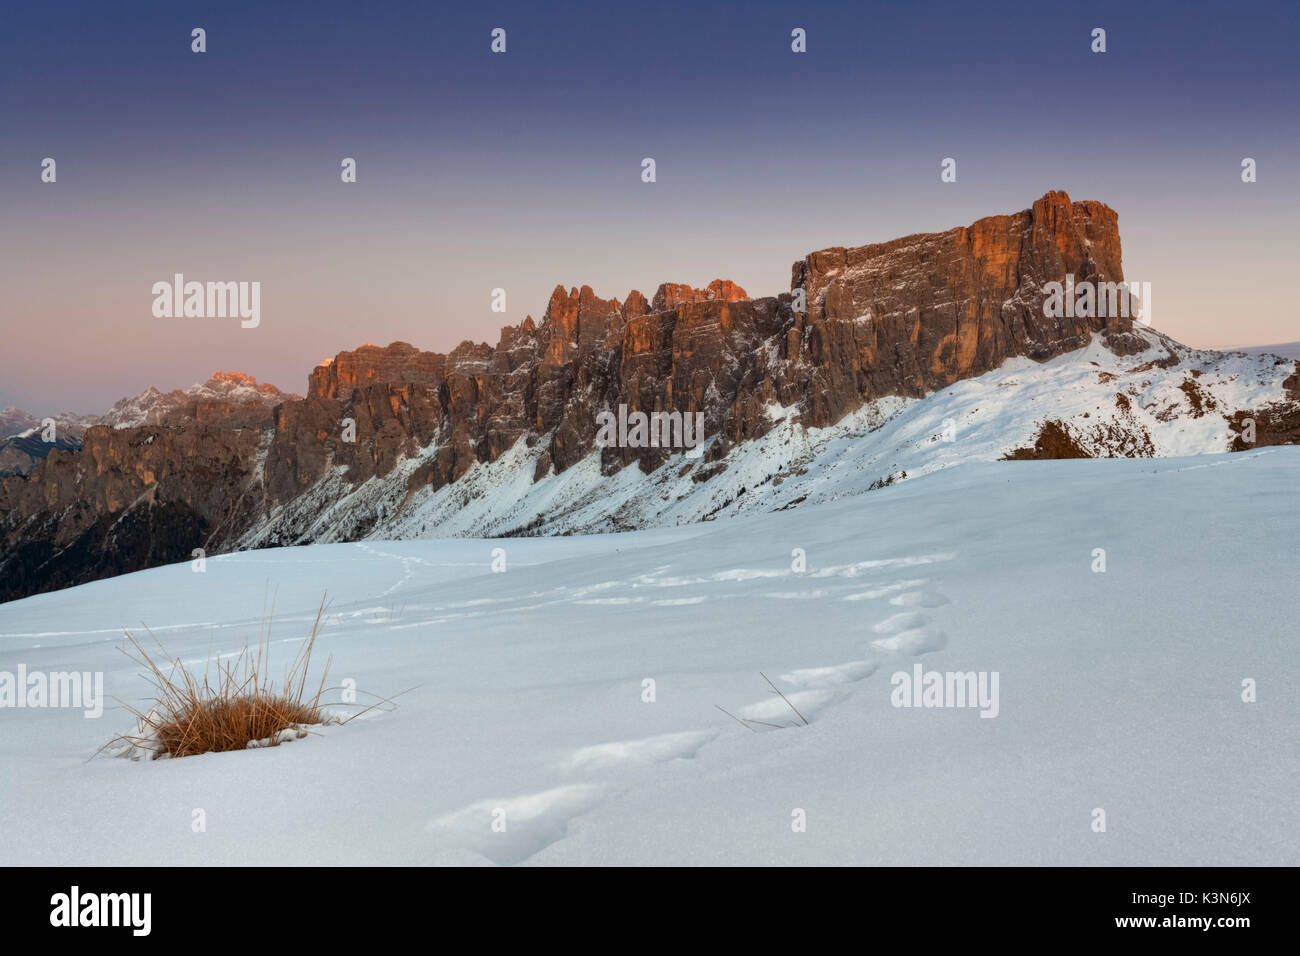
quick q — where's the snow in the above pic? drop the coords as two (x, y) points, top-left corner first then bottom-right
(101, 374), (296, 429)
(1, 448), (1296, 865)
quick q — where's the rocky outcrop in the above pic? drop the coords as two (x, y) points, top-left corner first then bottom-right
(307, 343), (445, 400)
(785, 190), (1132, 425)
(0, 432), (82, 477)
(0, 193), (1201, 602)
(0, 414), (270, 601)
(651, 279), (748, 312)
(1227, 359), (1300, 451)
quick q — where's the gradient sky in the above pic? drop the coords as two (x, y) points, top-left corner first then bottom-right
(2, 0), (1296, 413)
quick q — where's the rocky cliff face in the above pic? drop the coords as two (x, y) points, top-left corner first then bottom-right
(785, 191), (1135, 425)
(4, 192), (1286, 603)
(268, 190), (1134, 493)
(0, 414), (270, 601)
(0, 432), (83, 478)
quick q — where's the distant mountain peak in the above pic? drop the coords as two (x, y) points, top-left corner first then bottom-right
(100, 373), (299, 428)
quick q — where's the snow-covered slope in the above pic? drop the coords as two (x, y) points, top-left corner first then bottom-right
(1, 449), (1295, 865)
(238, 329), (1296, 547)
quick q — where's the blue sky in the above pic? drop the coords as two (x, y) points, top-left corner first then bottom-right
(2, 0), (1296, 410)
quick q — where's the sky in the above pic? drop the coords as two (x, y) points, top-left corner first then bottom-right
(1, 0), (1297, 413)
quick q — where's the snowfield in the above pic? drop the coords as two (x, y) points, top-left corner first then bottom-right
(1, 449), (1297, 865)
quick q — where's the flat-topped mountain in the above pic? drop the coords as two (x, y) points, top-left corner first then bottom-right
(2, 192), (1295, 602)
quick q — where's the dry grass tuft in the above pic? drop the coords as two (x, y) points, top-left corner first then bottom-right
(102, 596), (338, 760)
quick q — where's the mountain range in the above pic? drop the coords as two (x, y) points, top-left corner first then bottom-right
(2, 191), (1296, 603)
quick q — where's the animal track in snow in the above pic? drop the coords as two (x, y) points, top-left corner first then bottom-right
(871, 627), (948, 655)
(618, 557), (949, 591)
(889, 590), (950, 608)
(872, 611), (929, 634)
(444, 597), (508, 608)
(563, 730), (718, 773)
(841, 578), (929, 601)
(355, 544), (419, 597)
(711, 568), (790, 582)
(737, 688), (837, 728)
(810, 552), (956, 578)
(779, 660), (878, 688)
(568, 580), (624, 598)
(427, 783), (607, 866)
